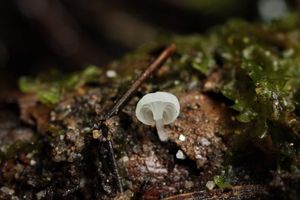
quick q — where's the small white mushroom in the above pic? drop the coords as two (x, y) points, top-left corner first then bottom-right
(135, 91), (180, 141)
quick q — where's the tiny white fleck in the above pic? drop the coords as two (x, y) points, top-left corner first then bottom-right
(30, 159), (36, 166)
(206, 181), (215, 190)
(59, 135), (64, 140)
(26, 153), (33, 158)
(80, 178), (86, 188)
(200, 138), (211, 146)
(194, 57), (202, 63)
(106, 70), (117, 78)
(195, 154), (204, 160)
(122, 156), (129, 163)
(179, 134), (186, 142)
(176, 150), (186, 160)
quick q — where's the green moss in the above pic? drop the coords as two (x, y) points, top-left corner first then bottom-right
(19, 66), (102, 105)
(156, 13), (300, 170)
(213, 175), (232, 190)
(175, 16), (300, 129)
(217, 21), (300, 141)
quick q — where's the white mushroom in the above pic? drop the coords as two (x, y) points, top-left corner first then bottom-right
(135, 91), (180, 141)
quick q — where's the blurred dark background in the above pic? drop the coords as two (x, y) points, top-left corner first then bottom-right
(0, 0), (298, 90)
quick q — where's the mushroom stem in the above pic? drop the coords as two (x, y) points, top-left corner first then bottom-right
(155, 119), (168, 141)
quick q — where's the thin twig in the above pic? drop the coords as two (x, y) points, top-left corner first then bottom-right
(107, 138), (123, 192)
(103, 43), (176, 120)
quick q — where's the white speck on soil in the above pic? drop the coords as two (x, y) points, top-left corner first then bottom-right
(145, 155), (168, 174)
(206, 180), (215, 190)
(176, 150), (186, 160)
(106, 70), (117, 78)
(178, 134), (186, 141)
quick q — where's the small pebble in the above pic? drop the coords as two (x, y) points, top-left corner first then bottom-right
(30, 159), (36, 166)
(106, 70), (117, 78)
(206, 181), (215, 190)
(184, 181), (194, 189)
(59, 135), (64, 141)
(92, 130), (101, 139)
(36, 190), (46, 200)
(122, 156), (129, 163)
(176, 150), (186, 160)
(174, 80), (180, 85)
(199, 138), (210, 146)
(0, 187), (15, 195)
(179, 134), (186, 142)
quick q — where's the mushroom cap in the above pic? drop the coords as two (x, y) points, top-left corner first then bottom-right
(135, 92), (180, 126)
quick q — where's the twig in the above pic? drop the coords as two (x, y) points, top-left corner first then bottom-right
(103, 43), (176, 120)
(162, 185), (268, 200)
(99, 122), (124, 193)
(107, 136), (123, 192)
